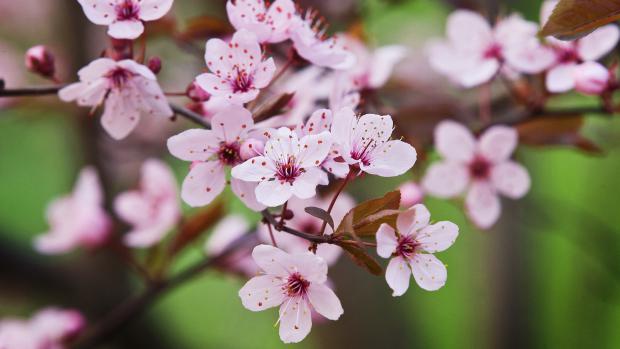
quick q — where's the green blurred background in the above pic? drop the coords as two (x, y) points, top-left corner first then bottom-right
(1, 0), (620, 348)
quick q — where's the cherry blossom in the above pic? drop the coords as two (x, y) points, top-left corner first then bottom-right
(25, 45), (55, 79)
(427, 10), (554, 87)
(289, 11), (355, 70)
(540, 1), (620, 94)
(226, 0), (297, 44)
(422, 121), (531, 229)
(59, 58), (173, 140)
(572, 62), (612, 95)
(257, 194), (355, 265)
(376, 204), (458, 295)
(399, 181), (425, 208)
(196, 29), (276, 105)
(231, 127), (332, 207)
(34, 167), (111, 254)
(77, 0), (174, 39)
(204, 215), (259, 277)
(0, 308), (85, 349)
(239, 245), (343, 343)
(114, 159), (180, 248)
(296, 108), (350, 179)
(167, 105), (265, 210)
(330, 107), (417, 177)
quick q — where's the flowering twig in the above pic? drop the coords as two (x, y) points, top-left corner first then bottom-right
(260, 209), (335, 244)
(169, 103), (211, 128)
(319, 170), (355, 235)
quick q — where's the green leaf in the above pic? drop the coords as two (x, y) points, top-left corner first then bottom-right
(336, 190), (401, 237)
(540, 0), (620, 40)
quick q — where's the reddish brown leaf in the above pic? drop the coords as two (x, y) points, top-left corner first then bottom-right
(339, 241), (383, 276)
(304, 206), (334, 231)
(516, 116), (602, 153)
(175, 15), (233, 41)
(168, 201), (225, 256)
(336, 191), (401, 237)
(540, 0), (620, 40)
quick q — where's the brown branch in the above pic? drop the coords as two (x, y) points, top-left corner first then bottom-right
(260, 209), (335, 244)
(170, 103), (211, 129)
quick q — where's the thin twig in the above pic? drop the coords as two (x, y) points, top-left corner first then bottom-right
(261, 209), (333, 244)
(170, 103), (211, 128)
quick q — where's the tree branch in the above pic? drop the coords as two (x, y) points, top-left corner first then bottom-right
(260, 209), (335, 244)
(170, 103), (211, 129)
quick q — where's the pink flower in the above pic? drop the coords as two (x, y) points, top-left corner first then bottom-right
(77, 0), (174, 39)
(167, 105), (265, 210)
(422, 121), (531, 229)
(34, 167), (111, 254)
(24, 45), (55, 79)
(289, 12), (355, 70)
(541, 2), (619, 93)
(427, 10), (554, 87)
(341, 35), (407, 90)
(257, 194), (356, 265)
(59, 58), (173, 140)
(226, 0), (297, 44)
(331, 108), (417, 177)
(114, 159), (180, 248)
(231, 127), (332, 207)
(376, 204), (458, 295)
(0, 308), (85, 349)
(196, 29), (276, 105)
(239, 245), (343, 343)
(399, 181), (424, 207)
(573, 62), (612, 95)
(204, 215), (259, 277)
(296, 109), (350, 179)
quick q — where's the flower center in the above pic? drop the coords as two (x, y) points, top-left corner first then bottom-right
(218, 142), (241, 166)
(116, 0), (140, 21)
(556, 46), (581, 64)
(275, 156), (302, 183)
(284, 272), (310, 297)
(396, 235), (419, 259)
(106, 68), (133, 89)
(483, 43), (503, 60)
(232, 67), (253, 93)
(350, 139), (375, 166)
(469, 156), (491, 180)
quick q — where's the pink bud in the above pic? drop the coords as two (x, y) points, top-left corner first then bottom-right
(240, 138), (265, 160)
(186, 81), (210, 102)
(25, 45), (55, 78)
(147, 56), (162, 74)
(399, 181), (424, 207)
(574, 62), (610, 95)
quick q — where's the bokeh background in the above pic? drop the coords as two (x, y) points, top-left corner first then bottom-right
(1, 0), (620, 348)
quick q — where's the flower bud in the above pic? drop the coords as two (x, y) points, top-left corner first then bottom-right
(25, 45), (55, 79)
(147, 56), (162, 74)
(240, 138), (265, 160)
(186, 81), (210, 102)
(399, 181), (424, 207)
(574, 62), (610, 96)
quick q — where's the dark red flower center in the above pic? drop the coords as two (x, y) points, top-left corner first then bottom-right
(106, 68), (133, 89)
(396, 235), (419, 259)
(350, 140), (375, 166)
(218, 142), (241, 166)
(284, 272), (310, 297)
(483, 43), (503, 60)
(116, 0), (140, 21)
(556, 46), (581, 64)
(469, 156), (491, 180)
(232, 67), (253, 93)
(275, 156), (302, 183)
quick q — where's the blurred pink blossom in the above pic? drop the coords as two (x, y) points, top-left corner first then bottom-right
(399, 181), (424, 207)
(226, 0), (297, 44)
(0, 308), (84, 349)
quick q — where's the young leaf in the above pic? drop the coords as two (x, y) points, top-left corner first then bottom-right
(304, 206), (334, 231)
(339, 241), (383, 276)
(336, 191), (401, 237)
(540, 0), (620, 40)
(516, 116), (602, 154)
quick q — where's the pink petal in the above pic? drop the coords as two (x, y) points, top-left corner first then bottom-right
(278, 298), (312, 343)
(478, 125), (518, 163)
(422, 161), (469, 198)
(577, 25), (620, 61)
(330, 107), (356, 149)
(368, 45), (407, 88)
(447, 10), (492, 52)
(263, 0), (297, 43)
(167, 129), (220, 162)
(291, 169), (321, 200)
(457, 58), (500, 87)
(140, 159), (178, 198)
(416, 221), (459, 253)
(255, 180), (293, 207)
(253, 58), (276, 88)
(546, 63), (577, 93)
(77, 58), (117, 82)
(77, 0), (115, 25)
(307, 283), (343, 320)
(73, 167), (105, 205)
(504, 41), (555, 74)
(230, 178), (266, 211)
(376, 223), (398, 258)
(211, 105), (254, 143)
(574, 61), (610, 95)
(398, 181), (424, 207)
(297, 131), (332, 168)
(180, 161), (226, 207)
(107, 20), (144, 40)
(114, 192), (150, 228)
(491, 161), (531, 199)
(117, 59), (157, 80)
(195, 72), (233, 98)
(251, 244), (292, 277)
(385, 256), (411, 297)
(204, 214), (248, 256)
(139, 0), (174, 21)
(363, 140), (417, 177)
(100, 93), (141, 140)
(357, 113), (393, 144)
(226, 0), (270, 43)
(409, 253), (447, 291)
(396, 204), (430, 236)
(291, 252), (329, 284)
(297, 109), (332, 136)
(465, 181), (501, 229)
(229, 29), (262, 68)
(434, 120), (476, 162)
(239, 275), (285, 311)
(231, 156), (275, 182)
(204, 38), (233, 76)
